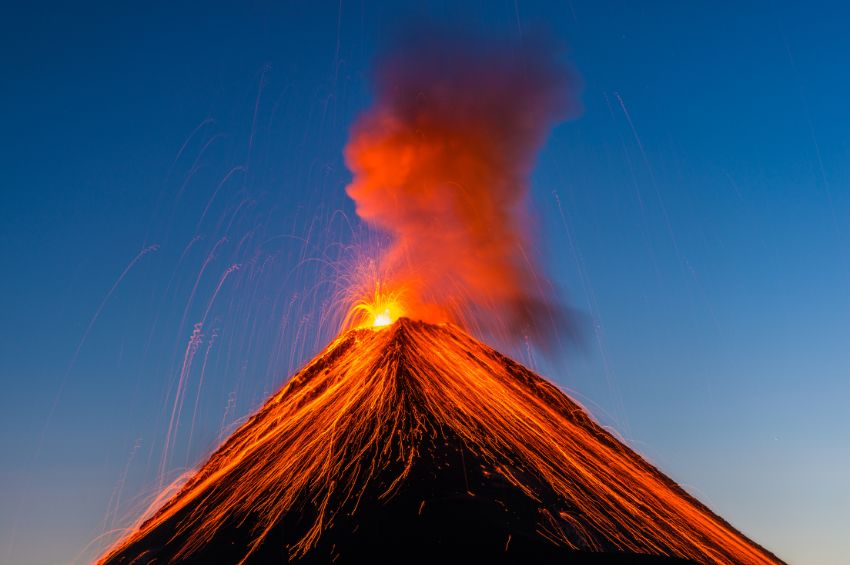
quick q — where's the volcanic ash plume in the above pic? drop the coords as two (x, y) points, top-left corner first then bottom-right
(344, 31), (580, 343)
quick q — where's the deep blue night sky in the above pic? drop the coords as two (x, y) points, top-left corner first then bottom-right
(2, 2), (849, 563)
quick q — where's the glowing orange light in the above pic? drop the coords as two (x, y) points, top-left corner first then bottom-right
(343, 279), (406, 330)
(372, 308), (393, 327)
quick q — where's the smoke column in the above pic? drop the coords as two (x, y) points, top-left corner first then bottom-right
(344, 28), (581, 345)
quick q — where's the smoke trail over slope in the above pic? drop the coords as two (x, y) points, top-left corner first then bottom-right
(344, 30), (581, 344)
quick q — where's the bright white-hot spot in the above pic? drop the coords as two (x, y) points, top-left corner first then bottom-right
(373, 309), (393, 328)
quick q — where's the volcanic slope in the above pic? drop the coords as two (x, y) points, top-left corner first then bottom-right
(101, 318), (782, 564)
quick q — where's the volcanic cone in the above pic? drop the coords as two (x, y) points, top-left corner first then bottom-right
(100, 318), (782, 564)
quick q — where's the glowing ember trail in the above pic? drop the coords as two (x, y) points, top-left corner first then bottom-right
(100, 319), (781, 564)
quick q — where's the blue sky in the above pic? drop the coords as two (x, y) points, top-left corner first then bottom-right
(2, 2), (848, 563)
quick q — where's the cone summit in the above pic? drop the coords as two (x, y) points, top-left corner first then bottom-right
(101, 319), (781, 564)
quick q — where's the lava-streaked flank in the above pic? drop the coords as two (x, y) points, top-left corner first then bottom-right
(100, 319), (781, 564)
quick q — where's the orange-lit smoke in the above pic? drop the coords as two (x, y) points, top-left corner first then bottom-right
(344, 30), (580, 343)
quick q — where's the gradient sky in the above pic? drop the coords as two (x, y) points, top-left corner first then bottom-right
(2, 2), (849, 563)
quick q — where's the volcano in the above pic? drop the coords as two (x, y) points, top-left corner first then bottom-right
(100, 319), (781, 564)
